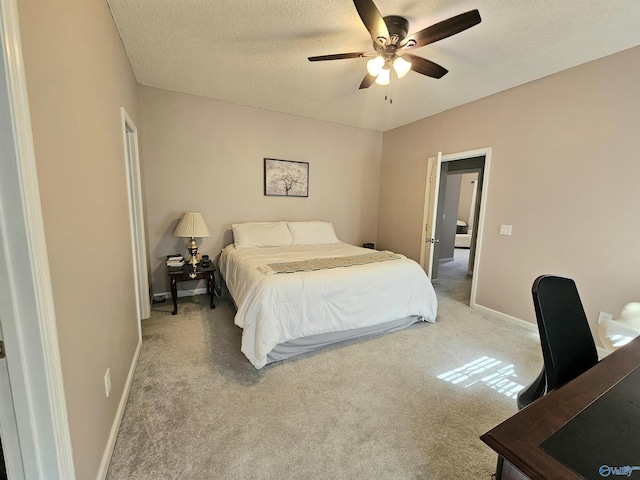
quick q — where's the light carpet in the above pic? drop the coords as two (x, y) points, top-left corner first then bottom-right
(106, 258), (541, 480)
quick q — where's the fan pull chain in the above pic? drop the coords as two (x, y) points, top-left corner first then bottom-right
(384, 87), (393, 104)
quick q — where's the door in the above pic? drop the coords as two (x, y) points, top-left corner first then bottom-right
(420, 152), (442, 278)
(430, 161), (452, 280)
(0, 229), (25, 480)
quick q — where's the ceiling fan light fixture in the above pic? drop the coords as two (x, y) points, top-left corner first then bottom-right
(308, 2), (481, 91)
(393, 56), (411, 78)
(366, 56), (385, 76)
(375, 67), (391, 86)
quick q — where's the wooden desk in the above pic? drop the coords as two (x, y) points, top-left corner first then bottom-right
(481, 336), (640, 480)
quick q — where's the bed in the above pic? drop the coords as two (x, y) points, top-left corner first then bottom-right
(218, 221), (438, 369)
(455, 220), (472, 248)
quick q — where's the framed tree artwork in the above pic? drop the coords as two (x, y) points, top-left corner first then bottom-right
(264, 158), (309, 197)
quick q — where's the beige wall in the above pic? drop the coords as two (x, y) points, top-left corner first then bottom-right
(138, 86), (383, 294)
(18, 0), (141, 478)
(378, 46), (640, 342)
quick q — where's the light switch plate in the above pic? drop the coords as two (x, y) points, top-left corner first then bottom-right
(500, 225), (512, 236)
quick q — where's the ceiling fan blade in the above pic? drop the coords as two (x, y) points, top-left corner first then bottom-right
(359, 73), (376, 89)
(308, 52), (371, 62)
(404, 54), (448, 79)
(353, 0), (389, 45)
(401, 9), (481, 49)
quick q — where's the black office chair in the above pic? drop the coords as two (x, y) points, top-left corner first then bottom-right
(495, 275), (599, 479)
(517, 275), (599, 409)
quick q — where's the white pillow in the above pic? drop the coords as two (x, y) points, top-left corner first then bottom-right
(287, 221), (339, 245)
(232, 222), (293, 249)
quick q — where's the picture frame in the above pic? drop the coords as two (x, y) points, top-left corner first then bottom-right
(264, 158), (309, 197)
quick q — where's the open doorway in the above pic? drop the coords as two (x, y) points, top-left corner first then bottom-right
(421, 148), (491, 307)
(435, 171), (480, 303)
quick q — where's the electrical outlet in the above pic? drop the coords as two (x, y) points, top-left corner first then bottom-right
(598, 311), (612, 324)
(104, 368), (112, 398)
(153, 295), (166, 304)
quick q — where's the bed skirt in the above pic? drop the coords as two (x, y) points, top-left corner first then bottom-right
(266, 315), (424, 364)
(224, 285), (425, 366)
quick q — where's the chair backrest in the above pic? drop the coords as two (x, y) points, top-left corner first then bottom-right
(532, 275), (598, 391)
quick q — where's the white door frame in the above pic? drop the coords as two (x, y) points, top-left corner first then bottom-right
(420, 147), (492, 306)
(0, 0), (75, 478)
(0, 294), (25, 480)
(121, 108), (150, 328)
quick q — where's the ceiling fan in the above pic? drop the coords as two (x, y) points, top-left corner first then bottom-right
(308, 0), (481, 89)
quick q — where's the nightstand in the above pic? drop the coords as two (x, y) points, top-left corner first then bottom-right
(167, 262), (216, 315)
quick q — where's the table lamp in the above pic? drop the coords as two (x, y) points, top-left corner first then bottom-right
(173, 212), (211, 266)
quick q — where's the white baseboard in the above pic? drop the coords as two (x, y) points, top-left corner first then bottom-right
(472, 303), (611, 360)
(472, 303), (539, 334)
(155, 287), (209, 301)
(96, 338), (141, 480)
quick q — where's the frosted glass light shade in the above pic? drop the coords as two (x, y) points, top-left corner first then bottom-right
(173, 212), (211, 238)
(393, 56), (411, 78)
(366, 56), (385, 76)
(375, 67), (390, 85)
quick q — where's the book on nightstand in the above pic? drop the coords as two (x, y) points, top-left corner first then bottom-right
(166, 254), (185, 267)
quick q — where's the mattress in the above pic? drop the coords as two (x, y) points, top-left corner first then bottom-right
(455, 233), (472, 248)
(219, 242), (438, 368)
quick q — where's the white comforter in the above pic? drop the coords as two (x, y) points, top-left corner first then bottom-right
(219, 242), (438, 368)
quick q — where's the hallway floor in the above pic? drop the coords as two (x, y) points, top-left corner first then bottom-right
(433, 248), (472, 304)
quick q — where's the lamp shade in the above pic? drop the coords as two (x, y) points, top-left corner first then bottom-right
(173, 212), (211, 238)
(366, 56), (384, 76)
(393, 56), (411, 78)
(375, 67), (390, 86)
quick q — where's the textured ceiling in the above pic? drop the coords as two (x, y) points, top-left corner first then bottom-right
(107, 0), (640, 132)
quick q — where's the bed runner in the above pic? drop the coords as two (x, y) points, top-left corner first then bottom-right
(259, 251), (402, 274)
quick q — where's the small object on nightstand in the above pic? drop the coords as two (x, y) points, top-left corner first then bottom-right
(201, 254), (210, 267)
(363, 243), (375, 249)
(166, 254), (185, 267)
